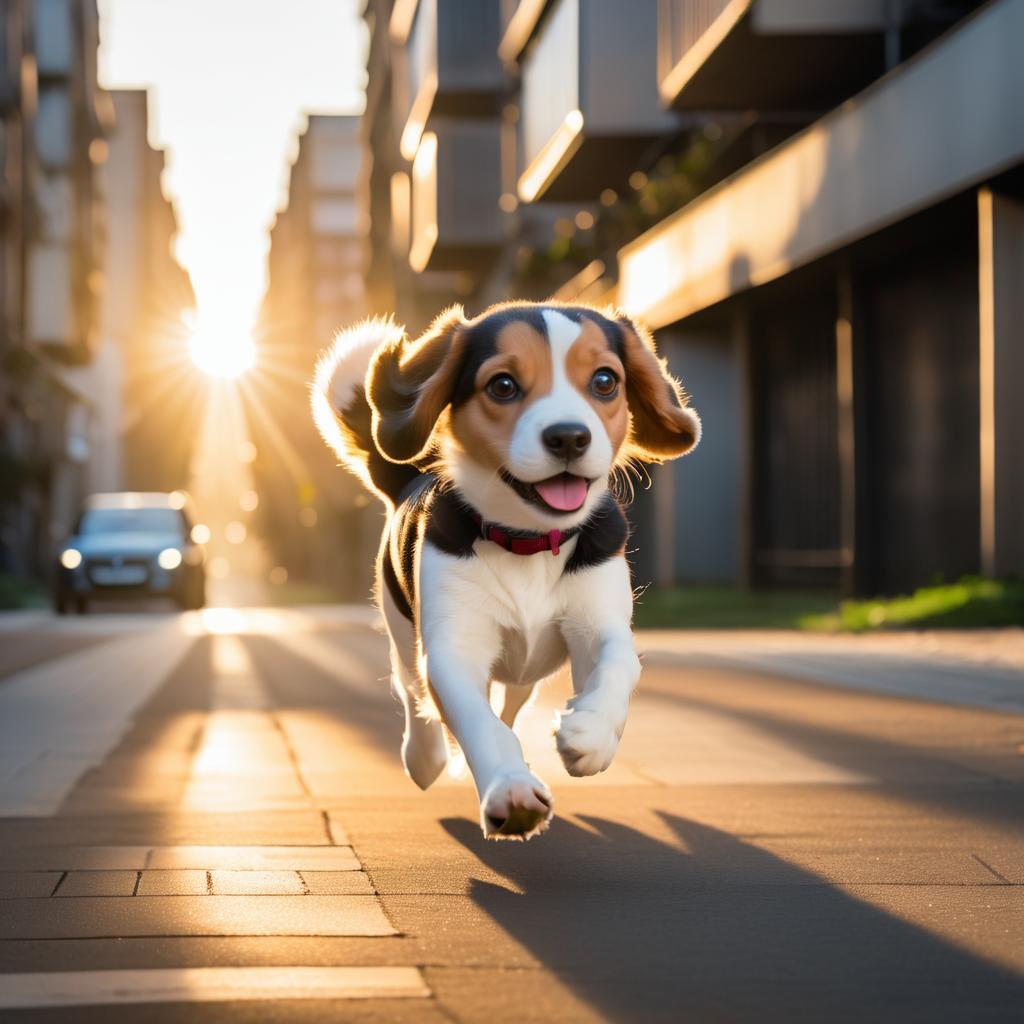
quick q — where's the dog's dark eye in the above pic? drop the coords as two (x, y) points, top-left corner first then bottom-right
(590, 369), (619, 399)
(486, 374), (520, 402)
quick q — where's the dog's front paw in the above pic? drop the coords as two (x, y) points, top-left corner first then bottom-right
(480, 772), (553, 841)
(556, 702), (625, 777)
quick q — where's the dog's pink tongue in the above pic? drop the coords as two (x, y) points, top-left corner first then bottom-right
(534, 474), (587, 512)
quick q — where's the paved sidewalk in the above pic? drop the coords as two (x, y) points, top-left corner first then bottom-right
(639, 629), (1024, 712)
(0, 607), (1021, 1021)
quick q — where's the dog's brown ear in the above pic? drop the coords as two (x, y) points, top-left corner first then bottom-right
(618, 315), (701, 462)
(367, 305), (469, 463)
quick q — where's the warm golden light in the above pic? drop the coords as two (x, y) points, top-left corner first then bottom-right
(188, 327), (256, 379)
(517, 109), (585, 203)
(60, 548), (83, 570)
(158, 547), (183, 570)
(225, 521), (247, 545)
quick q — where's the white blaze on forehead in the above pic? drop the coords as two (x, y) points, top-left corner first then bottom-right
(540, 309), (583, 387)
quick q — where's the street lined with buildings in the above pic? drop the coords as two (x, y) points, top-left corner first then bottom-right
(1, 0), (196, 585)
(345, 0), (1024, 598)
(0, 604), (1021, 1020)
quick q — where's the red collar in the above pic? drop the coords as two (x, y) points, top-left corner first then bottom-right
(471, 513), (576, 557)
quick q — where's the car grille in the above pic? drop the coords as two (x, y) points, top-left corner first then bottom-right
(86, 557), (152, 587)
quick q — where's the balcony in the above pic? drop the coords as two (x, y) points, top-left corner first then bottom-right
(498, 0), (550, 63)
(619, 0), (1024, 329)
(408, 119), (504, 273)
(391, 0), (504, 161)
(658, 0), (890, 110)
(516, 0), (675, 203)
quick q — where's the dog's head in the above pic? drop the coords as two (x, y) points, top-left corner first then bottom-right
(367, 302), (700, 530)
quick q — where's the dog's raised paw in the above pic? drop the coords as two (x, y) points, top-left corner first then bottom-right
(480, 772), (553, 841)
(556, 708), (621, 777)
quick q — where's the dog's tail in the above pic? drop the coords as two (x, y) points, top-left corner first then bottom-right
(312, 317), (421, 505)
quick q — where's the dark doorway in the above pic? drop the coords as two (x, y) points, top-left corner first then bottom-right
(862, 243), (980, 594)
(750, 290), (841, 588)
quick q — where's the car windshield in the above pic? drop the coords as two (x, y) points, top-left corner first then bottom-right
(79, 508), (184, 537)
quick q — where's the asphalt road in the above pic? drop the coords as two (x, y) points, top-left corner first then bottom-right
(0, 603), (1022, 1022)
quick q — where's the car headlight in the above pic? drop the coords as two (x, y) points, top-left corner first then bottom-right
(158, 547), (183, 570)
(60, 548), (83, 570)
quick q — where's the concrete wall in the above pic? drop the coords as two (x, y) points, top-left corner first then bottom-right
(661, 326), (744, 583)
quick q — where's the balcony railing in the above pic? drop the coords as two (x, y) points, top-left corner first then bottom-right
(657, 0), (734, 102)
(498, 0), (551, 63)
(516, 0), (674, 202)
(392, 0), (504, 161)
(658, 0), (891, 110)
(409, 119), (503, 273)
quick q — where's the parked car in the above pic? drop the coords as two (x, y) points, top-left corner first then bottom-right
(55, 492), (207, 614)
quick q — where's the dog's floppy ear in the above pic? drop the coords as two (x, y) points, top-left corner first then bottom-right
(367, 305), (469, 463)
(617, 314), (701, 462)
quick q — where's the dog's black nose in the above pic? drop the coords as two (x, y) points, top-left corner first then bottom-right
(542, 422), (591, 458)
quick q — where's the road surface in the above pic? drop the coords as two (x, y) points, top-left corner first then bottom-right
(0, 604), (1022, 1022)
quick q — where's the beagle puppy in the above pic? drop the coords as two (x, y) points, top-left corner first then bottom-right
(312, 302), (699, 839)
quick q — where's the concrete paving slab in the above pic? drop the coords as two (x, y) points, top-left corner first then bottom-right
(841, 883), (1024, 973)
(425, 965), (598, 1024)
(300, 871), (376, 895)
(0, 895), (397, 939)
(209, 871), (305, 895)
(147, 846), (361, 871)
(0, 872), (62, 899)
(325, 812), (350, 846)
(0, 965), (429, 1008)
(0, 847), (151, 872)
(0, 997), (451, 1023)
(56, 871), (138, 898)
(0, 625), (195, 816)
(0, 810), (331, 848)
(0, 935), (429, 972)
(136, 871), (209, 896)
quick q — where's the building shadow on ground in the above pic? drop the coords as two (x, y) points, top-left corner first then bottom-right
(444, 812), (1024, 1023)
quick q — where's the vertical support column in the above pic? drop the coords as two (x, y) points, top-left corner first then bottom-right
(653, 461), (676, 589)
(978, 187), (1024, 578)
(733, 306), (753, 590)
(836, 266), (857, 597)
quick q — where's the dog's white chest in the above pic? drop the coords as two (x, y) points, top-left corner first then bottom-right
(475, 541), (570, 685)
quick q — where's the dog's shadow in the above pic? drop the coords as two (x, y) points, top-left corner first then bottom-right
(442, 813), (1024, 1023)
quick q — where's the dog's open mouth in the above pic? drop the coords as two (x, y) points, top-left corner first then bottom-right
(500, 469), (591, 513)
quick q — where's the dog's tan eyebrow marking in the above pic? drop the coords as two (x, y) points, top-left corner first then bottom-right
(472, 320), (552, 396)
(474, 351), (525, 385)
(566, 320), (625, 388)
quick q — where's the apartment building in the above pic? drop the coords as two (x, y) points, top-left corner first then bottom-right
(256, 114), (375, 598)
(85, 89), (195, 495)
(360, 0), (1021, 597)
(0, 0), (109, 580)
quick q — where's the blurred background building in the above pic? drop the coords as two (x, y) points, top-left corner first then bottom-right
(355, 0), (1024, 598)
(95, 89), (196, 497)
(1, 0), (108, 581)
(254, 114), (376, 599)
(0, 0), (193, 587)
(3, 0), (1021, 607)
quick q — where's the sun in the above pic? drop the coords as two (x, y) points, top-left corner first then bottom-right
(188, 328), (256, 379)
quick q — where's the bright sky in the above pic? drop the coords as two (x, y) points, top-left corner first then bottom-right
(97, 0), (367, 353)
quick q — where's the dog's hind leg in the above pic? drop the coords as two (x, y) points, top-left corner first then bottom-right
(392, 652), (449, 790)
(381, 586), (448, 790)
(499, 682), (536, 729)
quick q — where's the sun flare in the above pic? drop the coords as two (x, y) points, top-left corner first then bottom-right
(188, 328), (256, 379)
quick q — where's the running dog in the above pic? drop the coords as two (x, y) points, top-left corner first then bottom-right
(312, 302), (699, 839)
